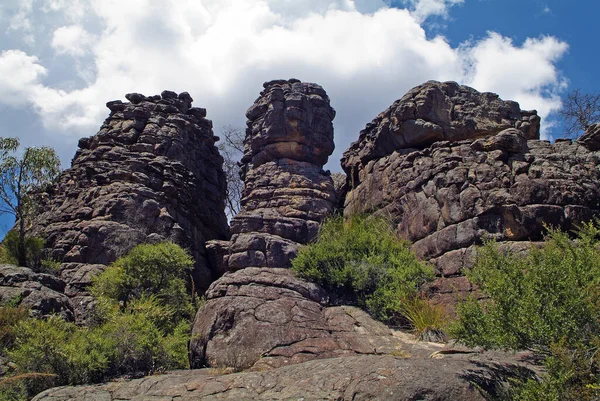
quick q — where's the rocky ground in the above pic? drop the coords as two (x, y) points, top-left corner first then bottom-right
(34, 331), (537, 401)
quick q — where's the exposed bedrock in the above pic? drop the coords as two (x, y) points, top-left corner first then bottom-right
(341, 81), (600, 306)
(206, 79), (336, 273)
(28, 91), (229, 321)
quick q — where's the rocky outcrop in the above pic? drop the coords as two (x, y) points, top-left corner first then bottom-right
(191, 268), (411, 370)
(207, 79), (336, 273)
(191, 81), (361, 370)
(28, 91), (229, 321)
(342, 80), (540, 181)
(0, 265), (72, 320)
(35, 342), (536, 401)
(342, 81), (600, 306)
(578, 123), (600, 151)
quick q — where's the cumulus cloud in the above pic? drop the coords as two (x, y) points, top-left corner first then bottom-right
(51, 25), (95, 56)
(0, 0), (569, 167)
(401, 0), (464, 21)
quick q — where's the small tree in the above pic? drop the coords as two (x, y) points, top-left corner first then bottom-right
(0, 138), (61, 266)
(218, 125), (244, 217)
(558, 89), (600, 137)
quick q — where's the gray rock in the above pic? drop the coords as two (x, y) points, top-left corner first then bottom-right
(341, 80), (540, 180)
(34, 349), (536, 401)
(0, 265), (73, 320)
(207, 80), (336, 273)
(27, 91), (230, 322)
(341, 82), (600, 308)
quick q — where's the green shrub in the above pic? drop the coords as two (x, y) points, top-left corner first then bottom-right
(2, 242), (194, 398)
(0, 231), (44, 268)
(0, 307), (29, 352)
(91, 242), (194, 321)
(292, 215), (433, 324)
(451, 221), (600, 400)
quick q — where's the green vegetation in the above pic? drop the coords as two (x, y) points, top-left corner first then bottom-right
(292, 215), (434, 325)
(0, 242), (194, 400)
(451, 222), (600, 400)
(0, 138), (61, 267)
(90, 241), (195, 322)
(0, 231), (44, 269)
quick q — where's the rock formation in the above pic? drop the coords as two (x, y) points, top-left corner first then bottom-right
(342, 80), (600, 306)
(207, 79), (336, 273)
(34, 343), (536, 401)
(0, 265), (72, 320)
(26, 91), (229, 321)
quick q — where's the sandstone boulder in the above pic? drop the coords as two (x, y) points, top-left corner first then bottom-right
(341, 80), (540, 182)
(0, 264), (73, 320)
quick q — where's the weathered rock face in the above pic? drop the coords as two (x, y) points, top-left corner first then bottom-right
(342, 81), (600, 306)
(28, 91), (229, 321)
(34, 352), (536, 401)
(0, 265), (72, 320)
(192, 81), (352, 370)
(207, 79), (336, 273)
(342, 80), (540, 182)
(191, 268), (410, 370)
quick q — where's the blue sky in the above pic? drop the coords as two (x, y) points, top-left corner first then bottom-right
(0, 0), (597, 235)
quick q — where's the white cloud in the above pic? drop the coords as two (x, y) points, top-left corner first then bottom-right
(461, 32), (568, 136)
(402, 0), (464, 22)
(0, 0), (569, 166)
(51, 25), (95, 56)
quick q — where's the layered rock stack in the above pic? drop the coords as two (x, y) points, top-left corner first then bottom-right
(27, 91), (229, 321)
(341, 80), (600, 306)
(192, 80), (395, 370)
(207, 79), (337, 273)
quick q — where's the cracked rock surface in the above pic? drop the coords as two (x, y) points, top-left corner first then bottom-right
(341, 81), (600, 307)
(26, 91), (229, 322)
(206, 79), (336, 274)
(190, 268), (411, 370)
(35, 344), (536, 400)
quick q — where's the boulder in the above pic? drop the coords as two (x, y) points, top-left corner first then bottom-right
(341, 80), (540, 182)
(0, 264), (73, 320)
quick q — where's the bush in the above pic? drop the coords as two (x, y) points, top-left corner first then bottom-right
(0, 231), (44, 268)
(451, 221), (600, 400)
(2, 242), (194, 398)
(91, 242), (195, 321)
(0, 307), (29, 352)
(292, 215), (433, 324)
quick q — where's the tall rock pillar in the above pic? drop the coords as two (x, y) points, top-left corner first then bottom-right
(208, 78), (336, 273)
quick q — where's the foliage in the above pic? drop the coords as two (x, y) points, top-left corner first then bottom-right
(558, 89), (600, 137)
(0, 231), (44, 269)
(292, 215), (433, 324)
(217, 125), (244, 218)
(0, 137), (60, 267)
(91, 242), (195, 321)
(1, 243), (194, 399)
(451, 221), (600, 400)
(0, 307), (29, 352)
(400, 295), (448, 341)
